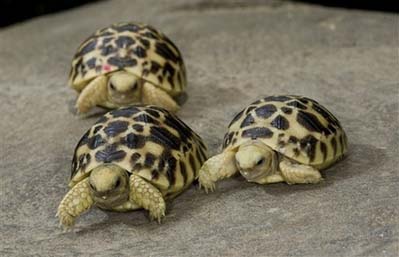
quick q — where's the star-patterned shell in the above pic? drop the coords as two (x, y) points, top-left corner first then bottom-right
(69, 22), (186, 96)
(223, 95), (348, 169)
(70, 105), (207, 196)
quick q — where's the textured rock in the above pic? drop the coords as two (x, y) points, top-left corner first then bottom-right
(0, 0), (398, 256)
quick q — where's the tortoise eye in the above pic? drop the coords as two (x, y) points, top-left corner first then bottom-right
(131, 83), (138, 90)
(256, 158), (265, 166)
(109, 83), (116, 90)
(89, 182), (96, 191)
(115, 178), (121, 188)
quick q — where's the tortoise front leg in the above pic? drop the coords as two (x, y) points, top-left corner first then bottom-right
(56, 178), (94, 230)
(279, 158), (323, 184)
(75, 75), (109, 113)
(198, 150), (238, 193)
(129, 173), (166, 223)
(141, 82), (179, 113)
(256, 173), (285, 184)
(112, 200), (141, 212)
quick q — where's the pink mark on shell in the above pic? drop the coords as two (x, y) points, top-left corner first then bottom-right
(103, 65), (111, 71)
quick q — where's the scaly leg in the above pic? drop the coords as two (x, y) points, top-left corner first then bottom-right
(257, 173), (285, 184)
(75, 75), (109, 113)
(56, 178), (94, 230)
(279, 158), (323, 184)
(129, 173), (166, 223)
(112, 200), (141, 212)
(142, 82), (179, 113)
(198, 150), (237, 193)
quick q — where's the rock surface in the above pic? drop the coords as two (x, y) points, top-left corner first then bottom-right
(0, 0), (398, 256)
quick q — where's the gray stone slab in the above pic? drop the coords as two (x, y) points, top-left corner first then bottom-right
(0, 0), (398, 256)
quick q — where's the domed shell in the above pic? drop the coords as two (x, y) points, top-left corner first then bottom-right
(69, 22), (186, 96)
(223, 95), (348, 169)
(70, 105), (207, 196)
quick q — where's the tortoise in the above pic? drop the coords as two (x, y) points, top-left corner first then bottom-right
(68, 22), (186, 114)
(57, 105), (207, 229)
(198, 95), (348, 192)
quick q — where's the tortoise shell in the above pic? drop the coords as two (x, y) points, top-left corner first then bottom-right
(70, 105), (207, 196)
(223, 95), (348, 169)
(69, 22), (186, 96)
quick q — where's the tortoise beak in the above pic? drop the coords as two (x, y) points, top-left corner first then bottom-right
(240, 169), (262, 181)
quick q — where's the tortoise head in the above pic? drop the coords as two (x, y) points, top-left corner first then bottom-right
(89, 164), (130, 208)
(235, 140), (277, 183)
(107, 71), (143, 106)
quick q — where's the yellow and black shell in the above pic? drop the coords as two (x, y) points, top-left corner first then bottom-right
(69, 22), (186, 97)
(223, 95), (348, 169)
(70, 105), (207, 197)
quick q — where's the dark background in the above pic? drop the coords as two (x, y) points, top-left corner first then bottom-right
(0, 0), (100, 27)
(0, 0), (397, 27)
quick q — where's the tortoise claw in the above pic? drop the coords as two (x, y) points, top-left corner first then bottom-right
(199, 180), (216, 194)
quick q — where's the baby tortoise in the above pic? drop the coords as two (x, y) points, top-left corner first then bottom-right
(199, 95), (347, 192)
(69, 22), (186, 113)
(57, 105), (207, 229)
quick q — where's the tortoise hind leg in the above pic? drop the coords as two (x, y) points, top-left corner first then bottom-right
(129, 173), (166, 223)
(56, 178), (94, 230)
(279, 158), (323, 184)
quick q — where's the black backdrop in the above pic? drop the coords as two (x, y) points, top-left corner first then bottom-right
(0, 0), (397, 28)
(0, 0), (100, 27)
